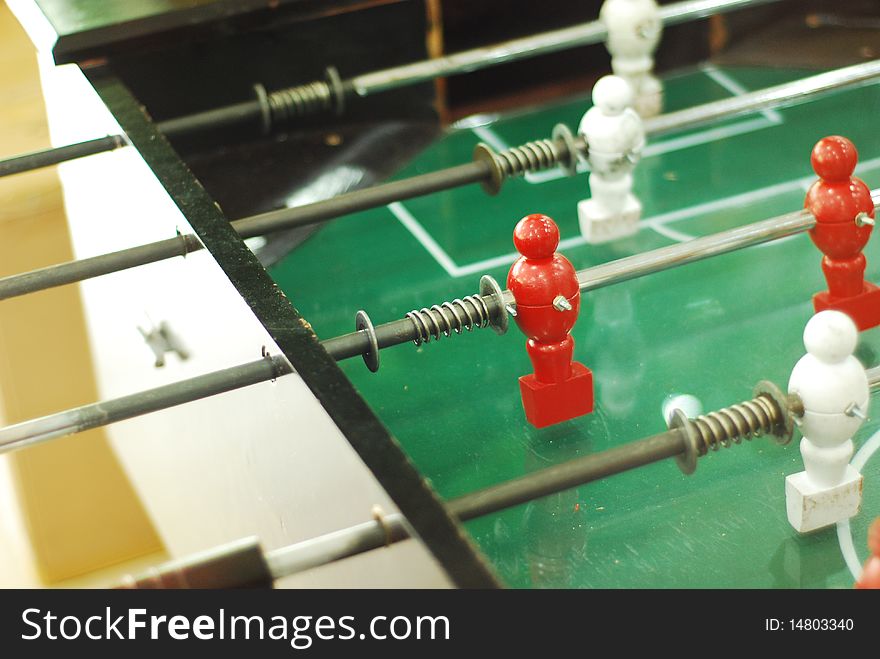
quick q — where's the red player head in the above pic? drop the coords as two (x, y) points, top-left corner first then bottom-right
(513, 214), (559, 260)
(811, 136), (858, 182)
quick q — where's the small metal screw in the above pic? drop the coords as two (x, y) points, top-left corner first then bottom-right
(553, 295), (572, 312)
(855, 212), (875, 227)
(637, 20), (660, 40)
(845, 402), (867, 420)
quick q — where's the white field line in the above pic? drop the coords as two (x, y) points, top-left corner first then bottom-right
(699, 63), (784, 124)
(837, 426), (880, 581)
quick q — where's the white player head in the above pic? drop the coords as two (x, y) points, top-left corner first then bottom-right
(601, 0), (663, 56)
(803, 310), (858, 364)
(591, 75), (634, 116)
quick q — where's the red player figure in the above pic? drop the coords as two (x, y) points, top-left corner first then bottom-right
(507, 214), (593, 428)
(805, 135), (880, 331)
(855, 517), (880, 589)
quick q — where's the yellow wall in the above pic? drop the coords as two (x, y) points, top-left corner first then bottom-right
(0, 2), (164, 584)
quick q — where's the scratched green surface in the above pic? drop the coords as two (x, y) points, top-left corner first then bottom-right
(270, 66), (880, 588)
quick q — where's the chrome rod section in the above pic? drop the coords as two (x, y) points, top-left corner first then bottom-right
(351, 0), (782, 95)
(0, 135), (127, 178)
(868, 365), (880, 390)
(0, 234), (203, 300)
(446, 430), (687, 522)
(501, 206), (822, 306)
(5, 59), (875, 303)
(0, 0), (777, 178)
(328, 196), (871, 360)
(577, 208), (815, 292)
(0, 355), (292, 454)
(128, 428), (688, 585)
(645, 58), (880, 136)
(0, 189), (873, 455)
(264, 514), (411, 580)
(120, 372), (801, 587)
(502, 191), (880, 306)
(0, 163), (489, 301)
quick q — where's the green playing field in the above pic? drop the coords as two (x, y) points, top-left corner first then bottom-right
(269, 65), (880, 588)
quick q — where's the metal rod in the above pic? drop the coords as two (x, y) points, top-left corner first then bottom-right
(254, 429), (687, 582)
(0, 290), (465, 448)
(0, 277), (502, 452)
(867, 365), (880, 389)
(572, 191), (880, 295)
(449, 430), (686, 520)
(576, 209), (815, 292)
(233, 162), (489, 239)
(0, 234), (203, 300)
(0, 300), (449, 451)
(0, 135), (126, 178)
(257, 381), (791, 582)
(321, 307), (443, 362)
(125, 426), (685, 585)
(0, 162), (487, 300)
(264, 514), (410, 580)
(0, 104), (817, 302)
(0, 197), (842, 431)
(0, 100), (259, 178)
(0, 0), (778, 178)
(5, 56), (873, 302)
(350, 0), (781, 95)
(143, 61), (880, 245)
(325, 190), (877, 357)
(321, 201), (847, 355)
(120, 313), (880, 587)
(0, 187), (847, 457)
(158, 100), (266, 141)
(117, 537), (275, 589)
(644, 58), (880, 136)
(119, 376), (800, 586)
(0, 355), (291, 454)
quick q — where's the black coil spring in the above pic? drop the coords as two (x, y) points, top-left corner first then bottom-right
(495, 139), (561, 178)
(691, 395), (782, 455)
(406, 295), (491, 346)
(268, 81), (334, 124)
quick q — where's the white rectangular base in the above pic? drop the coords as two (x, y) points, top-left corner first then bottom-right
(785, 466), (862, 533)
(578, 197), (641, 244)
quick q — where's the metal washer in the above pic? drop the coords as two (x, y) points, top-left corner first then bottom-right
(356, 310), (380, 372)
(551, 123), (580, 177)
(252, 83), (272, 136)
(668, 408), (700, 475)
(480, 275), (508, 335)
(325, 66), (346, 116)
(472, 143), (505, 196)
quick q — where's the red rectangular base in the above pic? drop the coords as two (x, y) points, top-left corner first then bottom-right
(519, 362), (594, 429)
(813, 282), (880, 331)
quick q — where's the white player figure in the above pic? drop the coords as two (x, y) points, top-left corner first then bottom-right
(601, 0), (664, 117)
(786, 310), (867, 533)
(577, 75), (645, 244)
